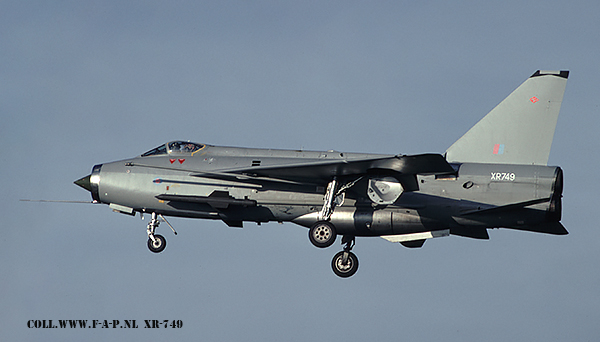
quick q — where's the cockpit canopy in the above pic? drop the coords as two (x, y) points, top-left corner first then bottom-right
(141, 141), (205, 157)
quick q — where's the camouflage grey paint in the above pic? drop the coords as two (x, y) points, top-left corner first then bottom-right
(85, 147), (565, 237)
(75, 70), (569, 276)
(446, 71), (568, 165)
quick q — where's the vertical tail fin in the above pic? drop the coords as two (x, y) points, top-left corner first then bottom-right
(446, 70), (569, 165)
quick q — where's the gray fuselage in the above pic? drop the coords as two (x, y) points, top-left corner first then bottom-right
(85, 143), (563, 239)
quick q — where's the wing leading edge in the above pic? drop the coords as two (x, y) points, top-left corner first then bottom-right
(191, 153), (455, 186)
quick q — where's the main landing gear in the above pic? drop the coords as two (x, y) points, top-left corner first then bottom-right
(308, 177), (339, 248)
(309, 221), (337, 248)
(146, 212), (177, 253)
(331, 235), (359, 278)
(308, 177), (360, 277)
(308, 221), (359, 278)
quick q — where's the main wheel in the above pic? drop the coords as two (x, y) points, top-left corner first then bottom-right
(331, 251), (359, 278)
(309, 221), (337, 248)
(147, 234), (166, 253)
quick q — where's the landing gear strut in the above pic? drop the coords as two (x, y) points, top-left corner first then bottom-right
(318, 178), (338, 221)
(331, 235), (359, 278)
(311, 177), (363, 276)
(308, 178), (340, 248)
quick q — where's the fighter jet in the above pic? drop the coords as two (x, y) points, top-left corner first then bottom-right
(75, 70), (569, 277)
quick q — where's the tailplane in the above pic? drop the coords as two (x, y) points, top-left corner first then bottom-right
(446, 70), (569, 165)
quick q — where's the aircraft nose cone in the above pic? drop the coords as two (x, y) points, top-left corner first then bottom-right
(74, 174), (92, 192)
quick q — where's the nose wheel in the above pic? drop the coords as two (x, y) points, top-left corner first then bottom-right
(331, 235), (359, 278)
(148, 234), (166, 253)
(146, 212), (176, 253)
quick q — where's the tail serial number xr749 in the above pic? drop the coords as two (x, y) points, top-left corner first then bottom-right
(75, 70), (569, 277)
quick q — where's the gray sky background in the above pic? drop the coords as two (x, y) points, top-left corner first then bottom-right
(2, 1), (599, 341)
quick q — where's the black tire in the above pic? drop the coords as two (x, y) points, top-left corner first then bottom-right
(331, 251), (359, 278)
(309, 221), (337, 248)
(148, 234), (166, 253)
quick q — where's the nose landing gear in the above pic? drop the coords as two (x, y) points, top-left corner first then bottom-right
(146, 212), (176, 253)
(148, 233), (166, 253)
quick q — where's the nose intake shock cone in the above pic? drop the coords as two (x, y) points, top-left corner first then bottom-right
(74, 175), (92, 192)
